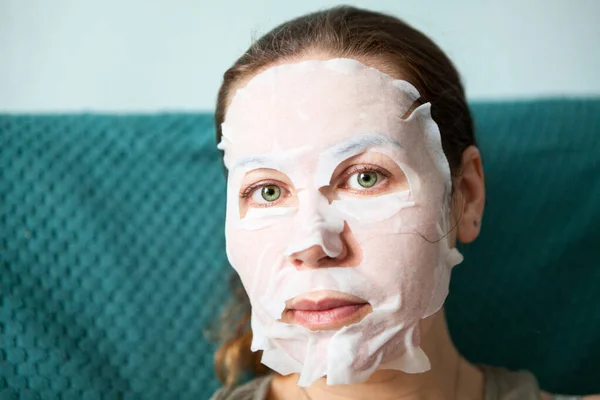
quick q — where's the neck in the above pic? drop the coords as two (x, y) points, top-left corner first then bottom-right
(268, 310), (485, 400)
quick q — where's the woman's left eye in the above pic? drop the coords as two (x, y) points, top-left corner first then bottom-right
(251, 184), (282, 204)
(346, 171), (381, 190)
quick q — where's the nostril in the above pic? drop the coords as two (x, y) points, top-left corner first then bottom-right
(291, 258), (303, 268)
(288, 245), (332, 269)
(335, 243), (348, 261)
(287, 222), (359, 269)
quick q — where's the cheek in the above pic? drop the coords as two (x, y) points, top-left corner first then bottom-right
(225, 222), (293, 294)
(348, 208), (441, 305)
(352, 228), (440, 318)
(357, 232), (439, 287)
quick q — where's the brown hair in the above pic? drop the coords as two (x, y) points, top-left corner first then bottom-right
(213, 5), (476, 386)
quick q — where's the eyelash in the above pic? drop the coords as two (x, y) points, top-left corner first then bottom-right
(337, 164), (390, 192)
(239, 164), (391, 204)
(240, 180), (278, 197)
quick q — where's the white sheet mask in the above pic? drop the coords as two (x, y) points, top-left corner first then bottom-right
(218, 58), (464, 386)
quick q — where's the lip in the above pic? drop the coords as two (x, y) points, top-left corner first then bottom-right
(282, 292), (372, 330)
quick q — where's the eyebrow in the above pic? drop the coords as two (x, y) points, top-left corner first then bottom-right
(231, 156), (276, 171)
(322, 133), (403, 159)
(230, 133), (402, 172)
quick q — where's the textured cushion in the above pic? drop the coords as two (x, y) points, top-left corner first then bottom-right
(446, 99), (600, 394)
(1, 99), (599, 398)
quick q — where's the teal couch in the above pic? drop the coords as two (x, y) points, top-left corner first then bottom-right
(1, 99), (599, 399)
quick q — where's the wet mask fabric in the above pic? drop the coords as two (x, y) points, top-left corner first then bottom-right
(217, 58), (463, 386)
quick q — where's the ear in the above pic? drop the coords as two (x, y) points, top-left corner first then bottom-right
(455, 146), (485, 243)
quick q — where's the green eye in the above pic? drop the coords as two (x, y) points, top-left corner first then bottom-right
(356, 172), (378, 188)
(261, 185), (281, 202)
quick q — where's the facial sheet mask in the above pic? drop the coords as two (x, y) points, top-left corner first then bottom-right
(218, 58), (463, 386)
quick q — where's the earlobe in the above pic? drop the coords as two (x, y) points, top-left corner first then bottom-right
(456, 146), (485, 244)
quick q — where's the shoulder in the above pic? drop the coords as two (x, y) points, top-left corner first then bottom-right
(481, 364), (541, 400)
(209, 375), (275, 400)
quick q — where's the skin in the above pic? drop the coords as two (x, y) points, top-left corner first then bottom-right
(224, 52), (599, 400)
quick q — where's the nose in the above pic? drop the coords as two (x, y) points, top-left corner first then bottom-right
(288, 243), (347, 269)
(286, 189), (361, 270)
(287, 222), (360, 270)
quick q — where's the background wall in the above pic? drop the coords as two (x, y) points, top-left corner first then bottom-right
(1, 0), (599, 112)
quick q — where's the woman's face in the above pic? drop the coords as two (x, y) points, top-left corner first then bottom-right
(217, 57), (475, 386)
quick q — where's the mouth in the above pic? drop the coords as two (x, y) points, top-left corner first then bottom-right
(281, 291), (372, 330)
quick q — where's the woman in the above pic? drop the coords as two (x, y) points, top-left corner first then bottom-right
(210, 6), (598, 400)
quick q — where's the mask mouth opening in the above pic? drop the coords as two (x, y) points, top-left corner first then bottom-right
(277, 290), (373, 331)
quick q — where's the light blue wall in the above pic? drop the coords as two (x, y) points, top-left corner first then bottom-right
(1, 0), (599, 112)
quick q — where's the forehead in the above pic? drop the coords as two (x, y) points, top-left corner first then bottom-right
(221, 58), (420, 159)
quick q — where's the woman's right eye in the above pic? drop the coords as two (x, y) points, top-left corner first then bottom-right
(251, 184), (282, 204)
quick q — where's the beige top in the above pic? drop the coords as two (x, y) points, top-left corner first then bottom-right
(210, 365), (542, 400)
